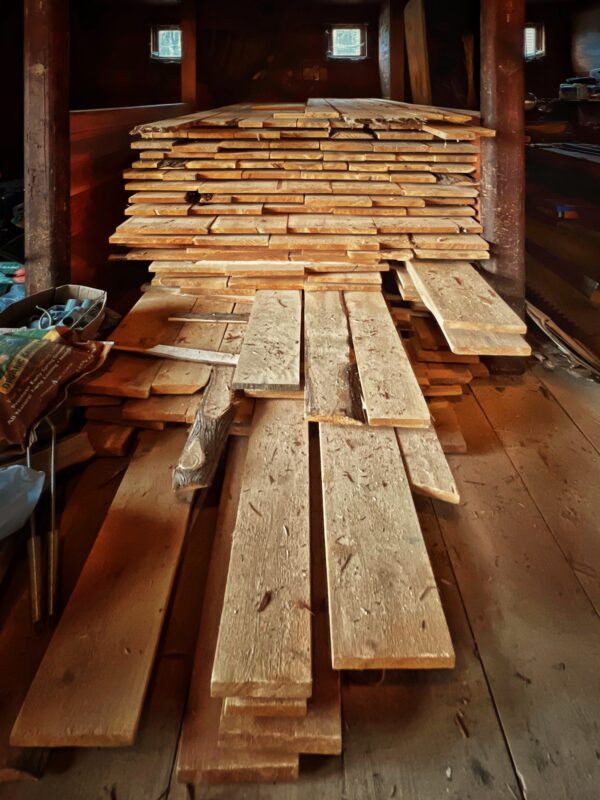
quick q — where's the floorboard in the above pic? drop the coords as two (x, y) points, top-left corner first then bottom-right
(434, 392), (600, 800)
(472, 375), (600, 614)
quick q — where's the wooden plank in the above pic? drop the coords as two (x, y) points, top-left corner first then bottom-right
(152, 298), (233, 394)
(473, 375), (600, 613)
(441, 324), (531, 357)
(342, 495), (520, 800)
(304, 292), (364, 426)
(211, 400), (311, 699)
(114, 343), (238, 367)
(344, 292), (429, 427)
(217, 429), (341, 754)
(396, 426), (460, 504)
(77, 352), (163, 399)
(406, 261), (527, 334)
(0, 459), (126, 781)
(176, 438), (299, 784)
(222, 698), (307, 719)
(319, 423), (454, 669)
(11, 430), (193, 748)
(429, 400), (467, 454)
(232, 291), (302, 392)
(435, 392), (600, 798)
(84, 422), (136, 456)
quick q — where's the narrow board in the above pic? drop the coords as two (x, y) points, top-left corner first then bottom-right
(318, 423), (454, 669)
(232, 290), (302, 391)
(211, 400), (312, 699)
(344, 291), (429, 427)
(406, 260), (527, 334)
(223, 697), (307, 719)
(395, 426), (460, 504)
(304, 291), (363, 426)
(175, 438), (299, 784)
(11, 430), (192, 747)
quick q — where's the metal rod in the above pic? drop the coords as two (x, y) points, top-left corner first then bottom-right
(46, 418), (59, 621)
(26, 444), (44, 624)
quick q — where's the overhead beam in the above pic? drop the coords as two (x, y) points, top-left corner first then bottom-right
(24, 0), (71, 293)
(480, 0), (526, 316)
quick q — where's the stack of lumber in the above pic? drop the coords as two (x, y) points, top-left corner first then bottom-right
(108, 99), (492, 295)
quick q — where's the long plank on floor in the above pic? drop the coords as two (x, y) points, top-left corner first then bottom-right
(472, 375), (600, 614)
(304, 291), (363, 425)
(232, 290), (302, 391)
(434, 393), (600, 799)
(319, 423), (454, 669)
(218, 431), (341, 754)
(344, 292), (429, 427)
(342, 496), (520, 800)
(176, 438), (299, 784)
(211, 400), (312, 699)
(11, 430), (193, 748)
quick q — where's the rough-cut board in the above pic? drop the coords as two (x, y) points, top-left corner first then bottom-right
(441, 323), (531, 357)
(222, 697), (307, 719)
(406, 260), (527, 334)
(396, 426), (460, 504)
(176, 438), (299, 784)
(319, 423), (454, 669)
(304, 291), (363, 426)
(218, 431), (341, 754)
(344, 292), (429, 427)
(232, 291), (302, 392)
(211, 400), (312, 699)
(11, 430), (193, 748)
(114, 343), (239, 367)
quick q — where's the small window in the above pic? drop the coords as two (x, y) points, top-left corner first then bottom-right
(151, 26), (182, 62)
(327, 25), (367, 60)
(524, 23), (545, 61)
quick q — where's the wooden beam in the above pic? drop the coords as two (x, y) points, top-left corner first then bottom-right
(404, 0), (431, 105)
(24, 0), (70, 293)
(480, 0), (526, 315)
(181, 0), (198, 109)
(379, 0), (406, 101)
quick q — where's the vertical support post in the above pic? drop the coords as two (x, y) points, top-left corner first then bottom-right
(379, 0), (406, 101)
(404, 0), (431, 105)
(24, 0), (71, 294)
(480, 0), (526, 316)
(181, 0), (198, 109)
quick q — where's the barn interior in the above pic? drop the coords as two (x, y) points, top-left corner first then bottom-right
(0, 1), (598, 798)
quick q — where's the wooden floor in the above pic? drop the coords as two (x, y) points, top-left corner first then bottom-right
(1, 367), (599, 800)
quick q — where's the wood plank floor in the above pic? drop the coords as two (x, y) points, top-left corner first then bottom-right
(1, 369), (599, 800)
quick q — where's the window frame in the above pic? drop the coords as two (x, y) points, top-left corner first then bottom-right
(150, 25), (183, 63)
(524, 23), (546, 62)
(326, 24), (368, 61)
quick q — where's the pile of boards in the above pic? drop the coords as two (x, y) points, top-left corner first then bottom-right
(109, 98), (492, 295)
(5, 101), (532, 787)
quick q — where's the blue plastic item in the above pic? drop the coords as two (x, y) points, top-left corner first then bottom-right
(0, 283), (26, 312)
(0, 464), (45, 540)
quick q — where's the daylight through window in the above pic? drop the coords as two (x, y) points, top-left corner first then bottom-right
(328, 25), (367, 60)
(151, 26), (182, 62)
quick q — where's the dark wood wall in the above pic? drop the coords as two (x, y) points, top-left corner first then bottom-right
(525, 3), (574, 97)
(195, 1), (381, 107)
(573, 1), (600, 73)
(0, 0), (24, 179)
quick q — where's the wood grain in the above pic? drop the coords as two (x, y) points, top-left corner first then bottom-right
(232, 291), (302, 391)
(319, 423), (454, 669)
(11, 430), (192, 748)
(211, 400), (312, 699)
(344, 291), (429, 427)
(396, 426), (460, 504)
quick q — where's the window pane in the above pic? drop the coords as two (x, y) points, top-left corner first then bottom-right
(524, 27), (537, 58)
(332, 27), (363, 57)
(158, 29), (182, 59)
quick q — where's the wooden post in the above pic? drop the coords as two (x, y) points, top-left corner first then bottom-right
(379, 0), (406, 101)
(181, 0), (198, 108)
(404, 0), (431, 105)
(24, 0), (71, 294)
(480, 0), (526, 316)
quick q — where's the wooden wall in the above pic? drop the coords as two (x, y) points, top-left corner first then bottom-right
(0, 0), (24, 180)
(70, 103), (190, 290)
(195, 0), (382, 107)
(525, 2), (574, 98)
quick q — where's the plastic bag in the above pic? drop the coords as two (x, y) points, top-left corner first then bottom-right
(0, 464), (45, 540)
